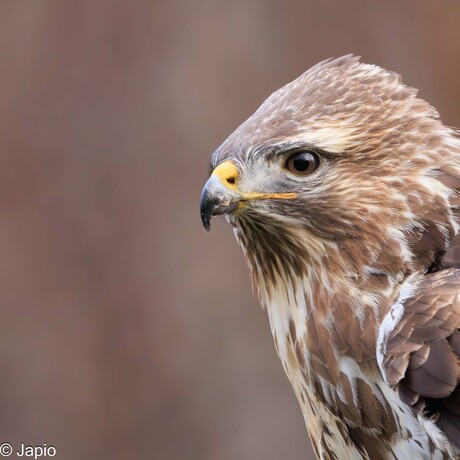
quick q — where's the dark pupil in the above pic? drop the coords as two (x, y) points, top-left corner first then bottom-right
(293, 154), (310, 171)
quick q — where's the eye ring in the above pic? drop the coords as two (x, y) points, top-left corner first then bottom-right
(284, 151), (319, 176)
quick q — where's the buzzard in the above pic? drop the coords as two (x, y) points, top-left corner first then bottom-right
(200, 56), (460, 459)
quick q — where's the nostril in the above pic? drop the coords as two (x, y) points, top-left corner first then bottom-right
(227, 177), (236, 185)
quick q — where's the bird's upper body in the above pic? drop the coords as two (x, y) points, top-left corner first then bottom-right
(200, 56), (460, 460)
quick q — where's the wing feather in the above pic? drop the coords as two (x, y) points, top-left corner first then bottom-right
(439, 164), (460, 269)
(378, 268), (460, 449)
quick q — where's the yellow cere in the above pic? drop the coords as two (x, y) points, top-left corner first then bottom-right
(211, 160), (240, 191)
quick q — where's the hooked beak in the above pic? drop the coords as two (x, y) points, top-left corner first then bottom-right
(200, 160), (298, 231)
(200, 161), (241, 231)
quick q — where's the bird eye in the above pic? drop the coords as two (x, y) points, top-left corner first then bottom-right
(285, 151), (319, 176)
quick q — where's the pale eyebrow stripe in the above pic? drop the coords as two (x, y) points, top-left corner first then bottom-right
(252, 141), (310, 161)
(253, 142), (331, 163)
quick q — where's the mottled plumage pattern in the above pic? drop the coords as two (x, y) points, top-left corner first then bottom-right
(201, 56), (460, 459)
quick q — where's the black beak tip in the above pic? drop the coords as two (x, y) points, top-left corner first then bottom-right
(201, 211), (211, 232)
(200, 186), (214, 232)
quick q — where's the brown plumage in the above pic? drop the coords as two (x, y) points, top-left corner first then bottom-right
(200, 56), (460, 459)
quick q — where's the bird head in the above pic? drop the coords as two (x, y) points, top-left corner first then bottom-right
(200, 56), (459, 295)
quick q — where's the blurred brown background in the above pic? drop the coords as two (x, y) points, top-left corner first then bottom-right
(0, 2), (460, 459)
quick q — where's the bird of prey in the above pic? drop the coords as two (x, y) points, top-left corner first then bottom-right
(200, 56), (460, 459)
